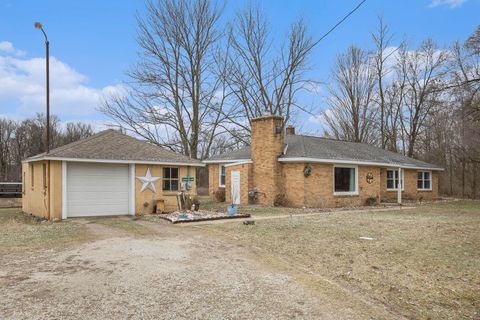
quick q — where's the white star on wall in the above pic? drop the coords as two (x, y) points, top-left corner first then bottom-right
(136, 168), (161, 193)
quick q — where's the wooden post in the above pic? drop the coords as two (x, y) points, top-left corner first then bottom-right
(397, 167), (402, 205)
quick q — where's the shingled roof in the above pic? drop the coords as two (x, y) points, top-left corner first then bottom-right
(24, 129), (204, 166)
(204, 134), (442, 170)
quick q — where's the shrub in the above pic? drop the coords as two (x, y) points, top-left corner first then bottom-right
(214, 189), (226, 202)
(274, 193), (290, 207)
(365, 197), (377, 206)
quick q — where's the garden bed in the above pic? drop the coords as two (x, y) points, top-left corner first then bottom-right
(158, 210), (250, 224)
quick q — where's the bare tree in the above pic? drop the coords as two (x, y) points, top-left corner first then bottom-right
(0, 114), (94, 182)
(323, 46), (377, 143)
(465, 25), (480, 55)
(224, 4), (314, 130)
(0, 119), (16, 181)
(396, 39), (449, 157)
(100, 0), (226, 159)
(62, 122), (95, 145)
(371, 16), (405, 150)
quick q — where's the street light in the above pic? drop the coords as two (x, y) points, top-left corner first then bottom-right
(34, 22), (50, 153)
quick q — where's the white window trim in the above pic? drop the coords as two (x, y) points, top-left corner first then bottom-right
(219, 164), (226, 188)
(386, 168), (405, 191)
(333, 164), (359, 196)
(417, 170), (433, 191)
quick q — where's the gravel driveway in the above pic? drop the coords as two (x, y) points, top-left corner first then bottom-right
(1, 219), (334, 319)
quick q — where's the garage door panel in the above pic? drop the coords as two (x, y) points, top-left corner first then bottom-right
(68, 205), (130, 216)
(66, 163), (130, 217)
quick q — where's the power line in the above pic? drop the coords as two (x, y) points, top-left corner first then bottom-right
(308, 0), (368, 51)
(260, 0), (368, 89)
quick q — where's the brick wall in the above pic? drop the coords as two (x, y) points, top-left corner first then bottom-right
(208, 163), (222, 199)
(225, 163), (252, 205)
(135, 164), (196, 213)
(282, 163), (382, 208)
(381, 169), (439, 201)
(251, 116), (284, 205)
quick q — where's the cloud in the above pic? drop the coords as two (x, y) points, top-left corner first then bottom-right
(0, 41), (125, 121)
(0, 41), (26, 56)
(428, 0), (467, 8)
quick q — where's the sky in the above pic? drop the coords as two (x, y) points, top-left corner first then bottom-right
(0, 0), (479, 132)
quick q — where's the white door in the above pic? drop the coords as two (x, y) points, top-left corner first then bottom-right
(231, 170), (241, 205)
(66, 162), (130, 217)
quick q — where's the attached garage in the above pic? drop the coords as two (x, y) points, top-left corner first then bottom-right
(65, 162), (132, 218)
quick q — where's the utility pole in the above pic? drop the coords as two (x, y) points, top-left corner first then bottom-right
(35, 22), (50, 153)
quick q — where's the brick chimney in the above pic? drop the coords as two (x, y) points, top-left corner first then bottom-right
(251, 115), (284, 205)
(286, 125), (295, 135)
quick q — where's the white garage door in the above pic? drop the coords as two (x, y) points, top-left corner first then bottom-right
(66, 162), (130, 217)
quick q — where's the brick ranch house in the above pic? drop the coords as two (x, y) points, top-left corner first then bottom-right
(205, 115), (442, 207)
(22, 129), (203, 220)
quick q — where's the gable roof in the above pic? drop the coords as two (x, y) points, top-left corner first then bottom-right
(23, 129), (204, 166)
(204, 134), (442, 170)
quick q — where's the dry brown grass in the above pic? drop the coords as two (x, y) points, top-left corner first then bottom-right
(201, 201), (480, 319)
(0, 198), (21, 208)
(0, 208), (93, 255)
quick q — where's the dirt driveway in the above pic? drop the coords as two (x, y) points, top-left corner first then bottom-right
(1, 218), (378, 320)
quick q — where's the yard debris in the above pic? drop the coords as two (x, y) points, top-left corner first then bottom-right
(157, 209), (250, 223)
(359, 236), (376, 240)
(243, 220), (255, 225)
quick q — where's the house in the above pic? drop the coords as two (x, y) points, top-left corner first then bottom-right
(204, 115), (442, 207)
(22, 129), (203, 220)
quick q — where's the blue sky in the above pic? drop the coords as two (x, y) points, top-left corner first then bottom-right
(0, 0), (478, 131)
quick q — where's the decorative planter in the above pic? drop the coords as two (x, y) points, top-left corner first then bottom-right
(227, 205), (237, 216)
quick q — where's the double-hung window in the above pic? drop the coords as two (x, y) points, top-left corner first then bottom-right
(417, 171), (432, 190)
(386, 169), (404, 191)
(163, 167), (179, 191)
(219, 165), (226, 187)
(334, 165), (358, 195)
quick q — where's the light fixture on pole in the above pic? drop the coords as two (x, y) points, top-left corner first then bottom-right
(34, 22), (50, 153)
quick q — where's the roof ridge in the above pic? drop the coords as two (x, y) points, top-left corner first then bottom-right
(296, 133), (366, 144)
(115, 131), (198, 160)
(48, 129), (116, 156)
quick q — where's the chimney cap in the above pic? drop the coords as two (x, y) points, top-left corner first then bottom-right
(251, 114), (284, 122)
(286, 125), (295, 135)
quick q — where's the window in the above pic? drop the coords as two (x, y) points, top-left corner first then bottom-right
(417, 171), (432, 190)
(334, 166), (358, 195)
(219, 165), (226, 187)
(386, 169), (404, 191)
(23, 172), (26, 194)
(162, 167), (179, 191)
(30, 163), (34, 189)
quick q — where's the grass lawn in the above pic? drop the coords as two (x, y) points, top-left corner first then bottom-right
(90, 216), (158, 236)
(198, 196), (335, 216)
(0, 208), (93, 255)
(201, 201), (480, 319)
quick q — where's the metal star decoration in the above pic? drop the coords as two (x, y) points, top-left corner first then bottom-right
(136, 168), (161, 193)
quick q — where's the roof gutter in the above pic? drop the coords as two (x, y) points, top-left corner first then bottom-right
(202, 158), (251, 164)
(277, 157), (444, 171)
(224, 160), (253, 167)
(22, 156), (205, 167)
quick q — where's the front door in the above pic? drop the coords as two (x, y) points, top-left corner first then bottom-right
(231, 170), (241, 205)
